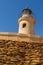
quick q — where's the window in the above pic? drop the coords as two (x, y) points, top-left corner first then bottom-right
(22, 23), (26, 28)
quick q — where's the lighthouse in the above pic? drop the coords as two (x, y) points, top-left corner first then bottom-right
(18, 8), (35, 35)
(0, 8), (43, 65)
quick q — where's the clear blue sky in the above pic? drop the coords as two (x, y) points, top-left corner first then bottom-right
(0, 0), (43, 36)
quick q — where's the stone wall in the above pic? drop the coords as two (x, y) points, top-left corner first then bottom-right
(0, 40), (43, 65)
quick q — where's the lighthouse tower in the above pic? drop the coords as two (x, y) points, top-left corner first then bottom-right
(18, 8), (35, 35)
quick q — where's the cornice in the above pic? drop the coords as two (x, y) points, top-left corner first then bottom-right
(0, 32), (43, 43)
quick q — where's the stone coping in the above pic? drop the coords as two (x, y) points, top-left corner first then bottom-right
(0, 32), (43, 43)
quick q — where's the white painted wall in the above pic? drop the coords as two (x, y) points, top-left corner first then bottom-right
(18, 20), (31, 34)
(18, 14), (34, 34)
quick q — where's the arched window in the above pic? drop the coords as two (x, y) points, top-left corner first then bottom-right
(22, 23), (26, 28)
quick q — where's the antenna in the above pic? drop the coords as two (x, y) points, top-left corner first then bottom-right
(26, 0), (29, 7)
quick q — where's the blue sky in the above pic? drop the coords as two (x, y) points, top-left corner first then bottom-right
(0, 0), (43, 36)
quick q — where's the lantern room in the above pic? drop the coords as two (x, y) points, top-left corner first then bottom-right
(22, 8), (32, 16)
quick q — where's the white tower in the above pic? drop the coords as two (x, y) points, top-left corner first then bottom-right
(18, 8), (35, 35)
